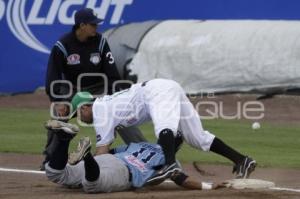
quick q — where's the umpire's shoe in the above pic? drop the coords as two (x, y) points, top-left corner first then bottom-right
(45, 120), (79, 140)
(146, 162), (182, 185)
(233, 156), (257, 179)
(68, 137), (92, 165)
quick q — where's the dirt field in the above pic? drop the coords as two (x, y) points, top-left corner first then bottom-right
(1, 153), (300, 199)
(0, 91), (300, 198)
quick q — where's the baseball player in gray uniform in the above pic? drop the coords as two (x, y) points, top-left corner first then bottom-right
(44, 120), (227, 193)
(70, 79), (256, 183)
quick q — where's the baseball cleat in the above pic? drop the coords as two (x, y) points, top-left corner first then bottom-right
(45, 120), (79, 135)
(146, 162), (182, 185)
(233, 156), (257, 179)
(68, 137), (92, 165)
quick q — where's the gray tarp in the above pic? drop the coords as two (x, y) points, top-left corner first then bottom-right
(106, 20), (300, 95)
(104, 21), (159, 79)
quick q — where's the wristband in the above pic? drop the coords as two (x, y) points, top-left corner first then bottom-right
(201, 182), (213, 190)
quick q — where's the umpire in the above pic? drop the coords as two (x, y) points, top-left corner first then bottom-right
(42, 8), (146, 170)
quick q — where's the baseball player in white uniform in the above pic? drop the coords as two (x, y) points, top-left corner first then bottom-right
(71, 79), (256, 182)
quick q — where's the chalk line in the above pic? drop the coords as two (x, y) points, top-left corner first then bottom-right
(0, 167), (45, 174)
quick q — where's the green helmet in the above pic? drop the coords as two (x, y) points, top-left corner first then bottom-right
(70, 91), (94, 118)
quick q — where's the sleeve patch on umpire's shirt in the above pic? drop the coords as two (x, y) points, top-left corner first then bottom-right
(96, 134), (102, 142)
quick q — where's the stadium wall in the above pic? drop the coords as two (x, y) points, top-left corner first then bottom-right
(1, 0), (300, 94)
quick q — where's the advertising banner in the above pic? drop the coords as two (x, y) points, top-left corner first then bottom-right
(1, 0), (300, 93)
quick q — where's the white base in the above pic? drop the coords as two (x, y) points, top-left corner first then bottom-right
(225, 179), (275, 189)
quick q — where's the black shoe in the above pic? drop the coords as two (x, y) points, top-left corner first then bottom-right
(146, 162), (182, 185)
(233, 156), (257, 179)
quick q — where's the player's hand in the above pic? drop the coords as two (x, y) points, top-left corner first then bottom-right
(212, 181), (229, 189)
(54, 103), (69, 117)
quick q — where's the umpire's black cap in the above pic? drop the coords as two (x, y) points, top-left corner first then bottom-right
(75, 8), (103, 24)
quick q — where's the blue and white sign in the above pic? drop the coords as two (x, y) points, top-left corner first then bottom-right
(1, 0), (300, 94)
(0, 0), (134, 93)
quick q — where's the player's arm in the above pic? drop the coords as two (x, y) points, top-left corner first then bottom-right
(93, 106), (118, 155)
(94, 129), (115, 155)
(95, 145), (110, 155)
(95, 140), (126, 155)
(109, 145), (128, 154)
(171, 171), (226, 190)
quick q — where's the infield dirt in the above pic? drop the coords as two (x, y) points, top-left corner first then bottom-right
(0, 91), (300, 199)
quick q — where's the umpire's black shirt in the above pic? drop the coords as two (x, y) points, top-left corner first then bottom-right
(46, 30), (121, 102)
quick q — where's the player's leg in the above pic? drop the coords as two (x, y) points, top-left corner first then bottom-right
(70, 137), (131, 193)
(143, 142), (182, 186)
(41, 106), (69, 170)
(145, 80), (182, 166)
(83, 152), (99, 181)
(42, 83), (74, 170)
(41, 116), (75, 166)
(47, 135), (70, 170)
(174, 131), (184, 152)
(156, 130), (183, 163)
(44, 120), (78, 168)
(179, 94), (256, 178)
(143, 80), (184, 181)
(68, 137), (99, 182)
(83, 154), (132, 193)
(68, 137), (101, 193)
(41, 129), (58, 170)
(44, 121), (83, 187)
(117, 126), (147, 144)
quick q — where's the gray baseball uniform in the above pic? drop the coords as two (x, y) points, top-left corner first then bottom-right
(45, 154), (131, 193)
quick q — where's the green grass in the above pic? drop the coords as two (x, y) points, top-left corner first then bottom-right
(0, 108), (299, 168)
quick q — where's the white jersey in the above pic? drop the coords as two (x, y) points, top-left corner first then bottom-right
(93, 83), (151, 146)
(93, 79), (215, 152)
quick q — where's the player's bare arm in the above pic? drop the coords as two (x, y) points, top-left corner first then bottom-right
(181, 177), (227, 190)
(171, 171), (227, 190)
(95, 145), (110, 155)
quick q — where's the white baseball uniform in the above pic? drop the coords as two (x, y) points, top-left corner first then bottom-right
(93, 79), (215, 151)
